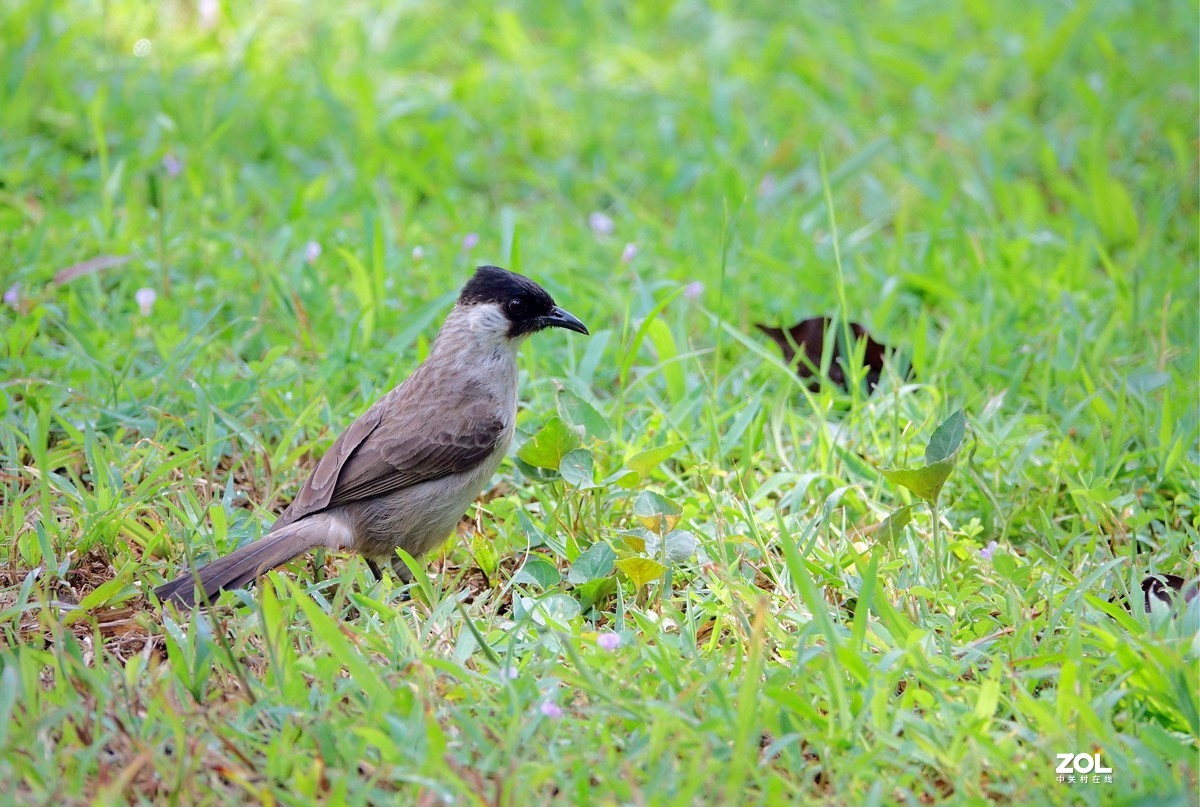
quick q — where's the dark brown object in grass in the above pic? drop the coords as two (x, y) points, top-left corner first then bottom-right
(756, 317), (898, 392)
(1141, 573), (1197, 613)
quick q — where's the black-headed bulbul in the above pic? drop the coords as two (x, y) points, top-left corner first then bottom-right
(154, 265), (588, 606)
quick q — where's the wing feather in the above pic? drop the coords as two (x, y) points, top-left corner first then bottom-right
(271, 376), (506, 531)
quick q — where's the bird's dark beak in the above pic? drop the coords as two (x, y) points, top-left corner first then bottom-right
(540, 306), (589, 335)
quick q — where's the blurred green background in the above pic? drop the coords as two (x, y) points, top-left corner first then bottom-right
(1, 1), (1196, 804)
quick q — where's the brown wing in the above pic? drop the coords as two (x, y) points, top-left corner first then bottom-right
(271, 378), (505, 531)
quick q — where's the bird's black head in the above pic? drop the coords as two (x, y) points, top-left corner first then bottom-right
(458, 265), (589, 338)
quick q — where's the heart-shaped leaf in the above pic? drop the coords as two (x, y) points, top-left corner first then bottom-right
(578, 578), (617, 611)
(519, 593), (582, 626)
(880, 458), (956, 502)
(633, 490), (682, 533)
(617, 530), (647, 553)
(568, 542), (616, 585)
(518, 416), (580, 469)
(557, 390), (611, 439)
(616, 557), (667, 588)
(559, 448), (595, 488)
(879, 411), (967, 503)
(512, 555), (561, 589)
(645, 529), (697, 564)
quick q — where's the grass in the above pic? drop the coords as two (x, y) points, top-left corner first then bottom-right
(1, 0), (1197, 803)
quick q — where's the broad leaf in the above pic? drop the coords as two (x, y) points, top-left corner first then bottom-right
(991, 552), (1020, 581)
(616, 557), (667, 588)
(578, 578), (617, 611)
(601, 469), (641, 489)
(617, 530), (647, 553)
(925, 409), (966, 464)
(518, 416), (580, 469)
(633, 490), (682, 534)
(512, 555), (560, 588)
(519, 593), (581, 626)
(557, 389), (611, 439)
(880, 457), (955, 502)
(568, 542), (616, 585)
(559, 448), (595, 488)
(72, 578), (137, 616)
(626, 442), (687, 478)
(645, 529), (697, 564)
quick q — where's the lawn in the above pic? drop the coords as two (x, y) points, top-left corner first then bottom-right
(1, 0), (1197, 804)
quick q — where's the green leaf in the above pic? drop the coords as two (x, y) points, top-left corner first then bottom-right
(646, 529), (697, 564)
(557, 389), (611, 439)
(577, 577), (617, 611)
(520, 593), (581, 626)
(291, 580), (386, 702)
(518, 416), (580, 469)
(617, 530), (647, 553)
(559, 448), (595, 488)
(644, 317), (686, 404)
(879, 458), (955, 502)
(616, 557), (668, 588)
(512, 555), (561, 589)
(925, 409), (966, 464)
(568, 542), (616, 585)
(602, 469), (641, 489)
(71, 578), (137, 618)
(878, 504), (920, 542)
(337, 247), (376, 344)
(470, 532), (499, 578)
(0, 665), (16, 747)
(974, 676), (1001, 721)
(626, 442), (687, 478)
(512, 456), (561, 482)
(633, 490), (682, 533)
(991, 552), (1019, 580)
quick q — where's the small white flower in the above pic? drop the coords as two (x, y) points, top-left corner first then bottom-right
(588, 211), (614, 236)
(411, 245), (425, 261)
(683, 281), (704, 300)
(596, 632), (621, 651)
(621, 243), (637, 263)
(539, 700), (563, 719)
(3, 283), (18, 308)
(304, 241), (322, 264)
(135, 287), (157, 316)
(198, 0), (220, 29)
(500, 666), (519, 681)
(462, 233), (479, 250)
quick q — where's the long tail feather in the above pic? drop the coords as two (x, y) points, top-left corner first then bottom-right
(153, 521), (326, 607)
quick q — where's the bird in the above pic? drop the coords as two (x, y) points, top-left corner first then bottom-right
(153, 265), (588, 607)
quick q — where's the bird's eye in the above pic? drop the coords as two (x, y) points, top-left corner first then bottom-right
(506, 298), (527, 316)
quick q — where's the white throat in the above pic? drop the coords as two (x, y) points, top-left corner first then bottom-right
(425, 303), (522, 414)
(432, 303), (524, 362)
